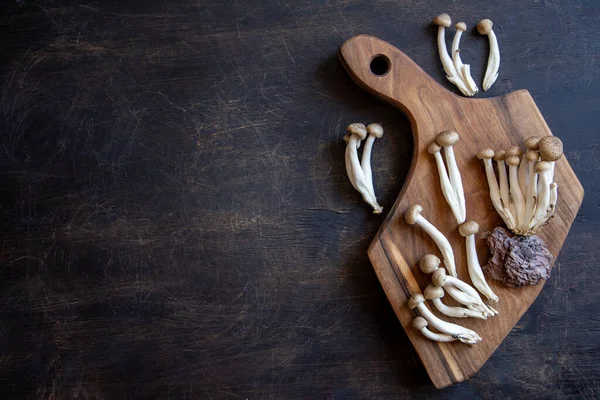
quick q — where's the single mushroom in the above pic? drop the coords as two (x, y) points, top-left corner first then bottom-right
(518, 136), (540, 193)
(477, 18), (500, 91)
(435, 131), (466, 223)
(477, 148), (515, 230)
(344, 123), (383, 214)
(405, 205), (458, 277)
(412, 316), (457, 343)
(424, 284), (487, 319)
(433, 267), (498, 316)
(361, 123), (384, 201)
(452, 22), (479, 95)
(432, 14), (472, 96)
(459, 221), (499, 302)
(408, 294), (482, 345)
(419, 254), (442, 275)
(428, 142), (461, 223)
(538, 136), (563, 182)
(506, 155), (525, 230)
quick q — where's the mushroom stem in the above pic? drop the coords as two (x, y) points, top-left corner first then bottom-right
(523, 150), (540, 230)
(507, 156), (526, 230)
(428, 142), (462, 223)
(433, 14), (472, 96)
(494, 151), (516, 224)
(425, 285), (487, 319)
(478, 149), (515, 230)
(444, 286), (496, 317)
(459, 221), (499, 302)
(413, 317), (457, 343)
(408, 294), (482, 345)
(433, 268), (498, 316)
(532, 182), (558, 231)
(530, 162), (552, 229)
(436, 131), (466, 223)
(405, 205), (457, 277)
(361, 123), (384, 199)
(452, 22), (479, 95)
(478, 19), (500, 91)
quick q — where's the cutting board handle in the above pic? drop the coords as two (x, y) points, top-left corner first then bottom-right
(339, 34), (460, 146)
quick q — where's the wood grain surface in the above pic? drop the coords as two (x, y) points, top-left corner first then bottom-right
(0, 1), (598, 398)
(340, 34), (584, 388)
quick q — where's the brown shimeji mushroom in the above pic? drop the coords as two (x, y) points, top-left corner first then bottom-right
(459, 221), (499, 302)
(412, 316), (457, 343)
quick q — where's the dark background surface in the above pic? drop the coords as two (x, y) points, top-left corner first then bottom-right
(0, 0), (599, 398)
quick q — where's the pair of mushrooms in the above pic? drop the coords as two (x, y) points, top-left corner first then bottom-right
(477, 136), (563, 236)
(433, 14), (499, 95)
(344, 123), (384, 213)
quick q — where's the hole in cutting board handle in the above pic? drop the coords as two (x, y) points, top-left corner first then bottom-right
(370, 54), (390, 76)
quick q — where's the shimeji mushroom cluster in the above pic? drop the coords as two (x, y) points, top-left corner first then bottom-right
(343, 123), (385, 214)
(477, 136), (563, 236)
(432, 14), (500, 96)
(406, 130), (500, 345)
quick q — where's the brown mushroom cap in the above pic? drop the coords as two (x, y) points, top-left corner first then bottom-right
(459, 220), (480, 237)
(524, 136), (541, 150)
(535, 161), (552, 173)
(346, 123), (367, 140)
(427, 142), (442, 154)
(525, 149), (539, 162)
(424, 284), (445, 300)
(432, 268), (447, 287)
(408, 293), (425, 309)
(412, 316), (428, 330)
(432, 13), (451, 28)
(493, 150), (506, 161)
(419, 254), (441, 274)
(405, 205), (423, 225)
(343, 134), (350, 143)
(505, 145), (522, 157)
(538, 136), (563, 161)
(506, 155), (520, 166)
(477, 148), (495, 160)
(477, 19), (493, 35)
(366, 123), (384, 139)
(435, 130), (460, 147)
(455, 21), (467, 31)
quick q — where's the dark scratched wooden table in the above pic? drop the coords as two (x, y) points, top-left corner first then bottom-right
(1, 1), (599, 398)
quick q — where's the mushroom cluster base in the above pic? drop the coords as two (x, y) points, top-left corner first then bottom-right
(483, 227), (554, 287)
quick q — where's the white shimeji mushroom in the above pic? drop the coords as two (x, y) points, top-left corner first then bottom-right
(478, 19), (500, 91)
(477, 148), (515, 229)
(361, 123), (384, 200)
(493, 150), (516, 223)
(435, 131), (466, 223)
(420, 255), (497, 318)
(518, 136), (540, 194)
(428, 142), (462, 223)
(523, 149), (541, 231)
(413, 316), (457, 343)
(344, 123), (383, 214)
(424, 284), (487, 319)
(408, 294), (482, 345)
(405, 205), (457, 277)
(532, 182), (558, 231)
(459, 221), (499, 302)
(452, 22), (479, 95)
(432, 14), (472, 96)
(530, 161), (553, 229)
(432, 268), (498, 317)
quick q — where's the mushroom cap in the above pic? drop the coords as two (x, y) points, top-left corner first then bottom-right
(455, 21), (467, 31)
(459, 220), (480, 237)
(506, 155), (520, 166)
(346, 123), (367, 140)
(343, 134), (350, 143)
(477, 148), (495, 160)
(432, 13), (451, 28)
(493, 150), (506, 161)
(412, 316), (428, 330)
(427, 142), (442, 154)
(405, 204), (423, 225)
(424, 284), (444, 300)
(419, 254), (441, 274)
(435, 130), (460, 147)
(535, 161), (552, 173)
(525, 149), (539, 162)
(477, 19), (493, 35)
(408, 293), (425, 309)
(367, 123), (384, 139)
(505, 145), (522, 157)
(538, 136), (563, 161)
(432, 268), (447, 287)
(524, 136), (541, 150)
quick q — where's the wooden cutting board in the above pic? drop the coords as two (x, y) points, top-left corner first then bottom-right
(339, 35), (584, 389)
